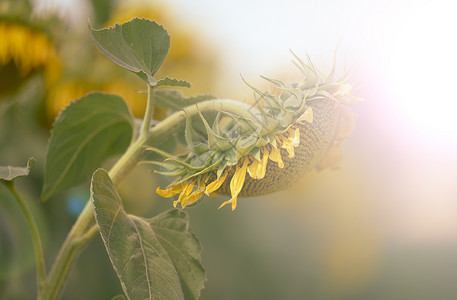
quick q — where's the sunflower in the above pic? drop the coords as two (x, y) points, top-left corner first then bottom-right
(0, 20), (59, 97)
(151, 54), (362, 210)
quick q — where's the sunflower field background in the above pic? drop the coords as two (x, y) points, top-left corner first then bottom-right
(2, 0), (457, 299)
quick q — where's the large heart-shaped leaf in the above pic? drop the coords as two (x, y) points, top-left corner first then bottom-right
(41, 92), (133, 201)
(91, 169), (206, 300)
(0, 158), (34, 181)
(90, 18), (170, 86)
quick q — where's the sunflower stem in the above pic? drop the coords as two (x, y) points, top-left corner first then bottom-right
(2, 180), (47, 296)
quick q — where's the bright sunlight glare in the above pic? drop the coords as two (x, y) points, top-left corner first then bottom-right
(387, 1), (457, 143)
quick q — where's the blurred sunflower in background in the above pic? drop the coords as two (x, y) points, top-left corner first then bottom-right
(0, 1), (60, 99)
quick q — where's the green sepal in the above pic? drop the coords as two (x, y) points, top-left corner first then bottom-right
(154, 169), (188, 177)
(280, 88), (304, 111)
(223, 148), (239, 166)
(184, 112), (208, 155)
(242, 76), (281, 110)
(258, 107), (280, 135)
(290, 51), (320, 84)
(139, 160), (177, 170)
(236, 135), (258, 159)
(279, 111), (296, 128)
(260, 76), (286, 88)
(315, 89), (338, 101)
(191, 155), (224, 178)
(145, 147), (212, 171)
(255, 135), (270, 147)
(216, 110), (259, 136)
(216, 159), (229, 180)
(187, 151), (214, 170)
(198, 111), (234, 152)
(212, 112), (223, 136)
(173, 154), (224, 185)
(193, 143), (210, 155)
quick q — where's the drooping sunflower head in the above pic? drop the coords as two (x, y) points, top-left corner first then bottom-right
(150, 53), (362, 210)
(0, 20), (60, 97)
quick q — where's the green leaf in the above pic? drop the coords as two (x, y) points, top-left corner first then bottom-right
(90, 18), (170, 86)
(157, 77), (191, 88)
(154, 90), (216, 111)
(41, 92), (133, 201)
(111, 295), (125, 300)
(149, 208), (206, 300)
(91, 169), (206, 300)
(0, 158), (34, 181)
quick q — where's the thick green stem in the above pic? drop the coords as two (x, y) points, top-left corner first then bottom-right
(39, 94), (254, 300)
(3, 180), (47, 295)
(141, 85), (155, 138)
(38, 202), (95, 300)
(109, 85), (154, 184)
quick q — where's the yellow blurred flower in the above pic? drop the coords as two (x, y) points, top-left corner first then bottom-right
(46, 80), (98, 121)
(0, 20), (60, 97)
(105, 1), (220, 95)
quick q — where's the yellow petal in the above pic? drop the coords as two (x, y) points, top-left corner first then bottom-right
(205, 170), (228, 195)
(156, 181), (187, 198)
(281, 143), (295, 158)
(173, 180), (196, 208)
(230, 158), (249, 196)
(280, 128), (300, 158)
(333, 83), (353, 97)
(219, 158), (249, 210)
(181, 189), (205, 208)
(296, 107), (313, 123)
(247, 158), (260, 178)
(248, 148), (269, 179)
(269, 146), (284, 168)
(181, 179), (206, 208)
(218, 195), (239, 211)
(289, 128), (300, 147)
(259, 148), (269, 177)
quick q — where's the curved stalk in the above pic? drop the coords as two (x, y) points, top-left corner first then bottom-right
(3, 180), (47, 295)
(39, 93), (255, 300)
